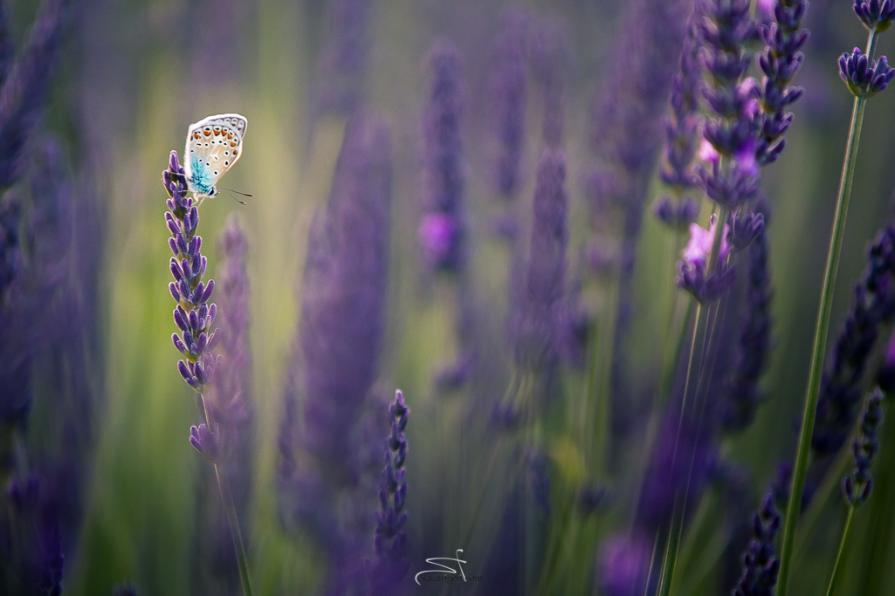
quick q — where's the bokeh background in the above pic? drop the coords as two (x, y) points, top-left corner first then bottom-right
(4, 0), (895, 594)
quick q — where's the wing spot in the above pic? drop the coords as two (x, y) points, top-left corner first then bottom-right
(224, 160), (229, 165)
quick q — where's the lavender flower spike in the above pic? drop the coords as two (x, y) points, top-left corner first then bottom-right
(420, 40), (465, 272)
(515, 150), (568, 373)
(372, 390), (410, 588)
(0, 0), (70, 190)
(843, 388), (884, 506)
(812, 224), (895, 457)
(838, 47), (895, 97)
(163, 151), (217, 392)
(732, 492), (781, 595)
(655, 18), (703, 230)
(854, 0), (895, 32)
(490, 9), (528, 200)
(755, 0), (808, 165)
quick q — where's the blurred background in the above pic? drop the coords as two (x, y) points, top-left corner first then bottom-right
(3, 0), (895, 594)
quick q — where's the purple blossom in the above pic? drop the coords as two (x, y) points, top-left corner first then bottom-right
(755, 0), (808, 165)
(854, 0), (895, 32)
(842, 388), (884, 506)
(514, 150), (567, 373)
(313, 0), (372, 116)
(163, 151), (217, 393)
(732, 492), (781, 595)
(371, 390), (410, 589)
(723, 203), (773, 432)
(812, 225), (895, 456)
(699, 0), (762, 210)
(588, 0), (691, 414)
(838, 47), (895, 97)
(529, 17), (567, 148)
(677, 216), (735, 302)
(656, 17), (703, 231)
(421, 40), (465, 272)
(277, 114), (392, 589)
(0, 0), (70, 190)
(490, 9), (529, 199)
(597, 533), (651, 596)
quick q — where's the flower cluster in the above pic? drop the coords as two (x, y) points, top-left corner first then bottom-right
(678, 216), (734, 302)
(854, 0), (895, 32)
(491, 9), (528, 200)
(373, 390), (409, 573)
(421, 41), (465, 272)
(732, 492), (781, 595)
(843, 388), (884, 506)
(838, 47), (894, 97)
(655, 20), (703, 230)
(755, 0), (808, 165)
(699, 0), (761, 209)
(812, 225), (895, 456)
(163, 151), (217, 393)
(723, 203), (773, 432)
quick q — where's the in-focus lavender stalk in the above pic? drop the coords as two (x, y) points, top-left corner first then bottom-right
(371, 389), (410, 591)
(655, 19), (702, 230)
(163, 152), (217, 398)
(778, 2), (893, 590)
(277, 113), (391, 593)
(755, 0), (808, 165)
(162, 152), (253, 596)
(490, 9), (528, 201)
(420, 40), (465, 272)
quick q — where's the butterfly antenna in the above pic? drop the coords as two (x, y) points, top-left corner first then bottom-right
(221, 186), (254, 199)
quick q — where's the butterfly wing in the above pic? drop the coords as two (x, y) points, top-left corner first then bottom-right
(184, 113), (248, 197)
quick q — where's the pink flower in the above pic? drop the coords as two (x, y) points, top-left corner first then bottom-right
(683, 216), (730, 267)
(699, 139), (719, 165)
(418, 212), (457, 265)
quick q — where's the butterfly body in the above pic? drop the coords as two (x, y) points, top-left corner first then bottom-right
(184, 113), (248, 199)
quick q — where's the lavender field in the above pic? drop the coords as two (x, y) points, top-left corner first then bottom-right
(4, 0), (895, 594)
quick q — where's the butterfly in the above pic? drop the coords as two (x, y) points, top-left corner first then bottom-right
(184, 113), (248, 200)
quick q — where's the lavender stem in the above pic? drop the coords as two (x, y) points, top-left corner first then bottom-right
(777, 28), (877, 596)
(199, 396), (254, 596)
(824, 506), (855, 596)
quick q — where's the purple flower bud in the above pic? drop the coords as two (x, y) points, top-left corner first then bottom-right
(839, 47), (895, 97)
(189, 423), (219, 460)
(854, 0), (895, 32)
(172, 333), (187, 354)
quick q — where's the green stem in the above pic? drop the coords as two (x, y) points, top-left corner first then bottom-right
(200, 394), (255, 596)
(825, 507), (855, 596)
(777, 29), (876, 596)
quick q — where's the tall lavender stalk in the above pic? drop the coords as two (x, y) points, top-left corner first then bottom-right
(0, 0), (70, 191)
(313, 0), (372, 117)
(277, 113), (391, 593)
(655, 19), (702, 230)
(587, 0), (691, 421)
(198, 215), (254, 592)
(162, 152), (253, 596)
(420, 40), (464, 273)
(514, 150), (567, 391)
(490, 9), (528, 202)
(778, 5), (894, 591)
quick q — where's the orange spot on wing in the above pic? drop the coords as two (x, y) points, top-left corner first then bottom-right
(203, 128), (211, 136)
